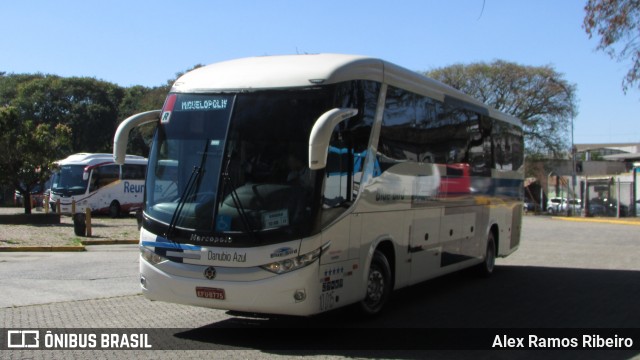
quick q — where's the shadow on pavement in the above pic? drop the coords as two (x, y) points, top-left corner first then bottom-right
(171, 265), (640, 359)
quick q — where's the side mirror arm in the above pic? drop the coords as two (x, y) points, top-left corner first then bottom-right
(113, 110), (161, 164)
(308, 108), (358, 170)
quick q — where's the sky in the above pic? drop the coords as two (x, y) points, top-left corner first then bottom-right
(1, 0), (639, 145)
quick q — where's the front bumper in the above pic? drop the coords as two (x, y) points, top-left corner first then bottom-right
(139, 256), (324, 316)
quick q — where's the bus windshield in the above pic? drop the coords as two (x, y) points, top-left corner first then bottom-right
(51, 165), (89, 196)
(145, 88), (337, 245)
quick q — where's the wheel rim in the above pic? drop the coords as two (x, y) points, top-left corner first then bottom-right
(365, 267), (385, 307)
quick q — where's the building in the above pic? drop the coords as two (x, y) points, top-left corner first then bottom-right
(526, 143), (640, 217)
(576, 143), (640, 164)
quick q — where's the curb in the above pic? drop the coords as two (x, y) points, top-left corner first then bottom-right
(0, 246), (86, 252)
(0, 240), (138, 252)
(550, 216), (640, 226)
(81, 239), (139, 245)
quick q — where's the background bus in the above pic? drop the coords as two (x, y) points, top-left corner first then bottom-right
(114, 54), (524, 317)
(49, 153), (147, 218)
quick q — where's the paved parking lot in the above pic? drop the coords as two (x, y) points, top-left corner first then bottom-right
(1, 216), (639, 359)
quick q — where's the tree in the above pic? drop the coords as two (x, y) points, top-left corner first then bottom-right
(584, 0), (640, 92)
(11, 76), (124, 153)
(118, 84), (169, 119)
(0, 106), (72, 214)
(0, 73), (45, 106)
(425, 60), (578, 158)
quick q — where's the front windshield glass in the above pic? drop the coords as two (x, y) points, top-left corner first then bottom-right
(145, 88), (338, 245)
(51, 165), (89, 196)
(146, 94), (233, 233)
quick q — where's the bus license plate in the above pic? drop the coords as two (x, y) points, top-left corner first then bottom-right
(196, 287), (225, 300)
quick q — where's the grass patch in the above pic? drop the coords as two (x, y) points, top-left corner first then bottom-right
(68, 237), (84, 246)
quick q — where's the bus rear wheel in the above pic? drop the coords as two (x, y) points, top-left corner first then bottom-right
(359, 250), (392, 316)
(477, 231), (496, 277)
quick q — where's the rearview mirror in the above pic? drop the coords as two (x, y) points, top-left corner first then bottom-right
(113, 110), (161, 164)
(308, 108), (358, 170)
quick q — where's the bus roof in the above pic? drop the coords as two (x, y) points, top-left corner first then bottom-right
(57, 153), (147, 166)
(171, 54), (521, 127)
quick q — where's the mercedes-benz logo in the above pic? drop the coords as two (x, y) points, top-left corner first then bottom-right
(204, 266), (216, 280)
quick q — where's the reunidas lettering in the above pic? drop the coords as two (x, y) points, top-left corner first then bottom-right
(124, 181), (144, 193)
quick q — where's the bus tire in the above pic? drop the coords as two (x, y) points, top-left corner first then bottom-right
(109, 201), (121, 218)
(136, 210), (143, 230)
(477, 231), (496, 277)
(359, 250), (392, 316)
(73, 213), (87, 237)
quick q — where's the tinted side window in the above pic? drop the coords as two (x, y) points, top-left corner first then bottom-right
(467, 115), (493, 177)
(90, 164), (120, 191)
(122, 164), (146, 180)
(379, 87), (479, 170)
(414, 95), (443, 163)
(429, 104), (474, 165)
(493, 121), (524, 171)
(379, 86), (417, 172)
(378, 86), (521, 179)
(334, 81), (377, 158)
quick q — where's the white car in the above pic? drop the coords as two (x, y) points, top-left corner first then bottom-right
(566, 199), (582, 214)
(547, 197), (566, 214)
(547, 197), (581, 215)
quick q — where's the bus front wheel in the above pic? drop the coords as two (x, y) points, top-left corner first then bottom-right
(109, 201), (121, 218)
(359, 250), (392, 316)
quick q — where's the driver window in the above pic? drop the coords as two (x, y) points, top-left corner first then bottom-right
(321, 124), (351, 225)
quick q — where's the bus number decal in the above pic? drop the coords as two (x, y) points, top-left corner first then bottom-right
(322, 278), (343, 292)
(320, 291), (337, 311)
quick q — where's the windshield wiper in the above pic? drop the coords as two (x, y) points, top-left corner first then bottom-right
(221, 156), (260, 242)
(164, 141), (210, 241)
(164, 165), (201, 241)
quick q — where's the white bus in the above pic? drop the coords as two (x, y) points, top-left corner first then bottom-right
(114, 54), (524, 316)
(49, 153), (147, 218)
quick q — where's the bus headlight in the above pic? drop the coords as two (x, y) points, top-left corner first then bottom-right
(140, 246), (166, 265)
(260, 246), (325, 274)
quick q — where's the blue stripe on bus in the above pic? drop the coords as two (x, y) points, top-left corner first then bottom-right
(140, 240), (201, 252)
